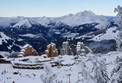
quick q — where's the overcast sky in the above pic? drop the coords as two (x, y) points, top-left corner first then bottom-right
(0, 0), (121, 17)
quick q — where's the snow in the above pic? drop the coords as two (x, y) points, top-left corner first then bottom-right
(0, 32), (11, 45)
(61, 59), (75, 65)
(92, 27), (119, 41)
(17, 38), (23, 41)
(20, 34), (36, 38)
(62, 32), (79, 38)
(34, 17), (51, 26)
(54, 31), (61, 34)
(0, 11), (109, 29)
(13, 19), (32, 28)
(0, 51), (10, 57)
(0, 52), (122, 83)
(57, 11), (108, 28)
(37, 57), (51, 62)
(22, 44), (32, 49)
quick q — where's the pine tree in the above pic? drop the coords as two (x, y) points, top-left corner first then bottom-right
(41, 63), (57, 83)
(92, 57), (109, 83)
(111, 56), (122, 83)
(78, 59), (94, 83)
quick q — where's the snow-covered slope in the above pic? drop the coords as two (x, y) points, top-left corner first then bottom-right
(92, 27), (119, 41)
(20, 34), (36, 38)
(0, 32), (11, 45)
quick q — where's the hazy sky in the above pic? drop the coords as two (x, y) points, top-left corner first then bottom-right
(0, 0), (121, 17)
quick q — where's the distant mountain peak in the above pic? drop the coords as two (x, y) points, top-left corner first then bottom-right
(76, 10), (95, 16)
(13, 19), (32, 28)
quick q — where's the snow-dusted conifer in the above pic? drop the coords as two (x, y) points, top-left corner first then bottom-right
(41, 62), (57, 83)
(92, 56), (109, 83)
(111, 56), (122, 83)
(114, 5), (122, 28)
(114, 5), (122, 51)
(116, 31), (122, 51)
(78, 60), (94, 83)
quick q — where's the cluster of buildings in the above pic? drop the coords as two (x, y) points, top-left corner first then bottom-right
(14, 41), (92, 58)
(44, 41), (92, 58)
(0, 41), (92, 59)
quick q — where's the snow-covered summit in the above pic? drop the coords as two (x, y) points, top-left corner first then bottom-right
(57, 11), (108, 28)
(13, 19), (32, 28)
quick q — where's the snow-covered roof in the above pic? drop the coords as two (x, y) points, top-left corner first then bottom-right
(18, 54), (23, 57)
(47, 43), (56, 48)
(22, 44), (32, 49)
(63, 41), (69, 44)
(77, 42), (83, 45)
(20, 49), (25, 52)
(45, 50), (49, 53)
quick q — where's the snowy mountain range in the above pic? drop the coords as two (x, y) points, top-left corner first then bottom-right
(0, 11), (109, 28)
(0, 11), (118, 54)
